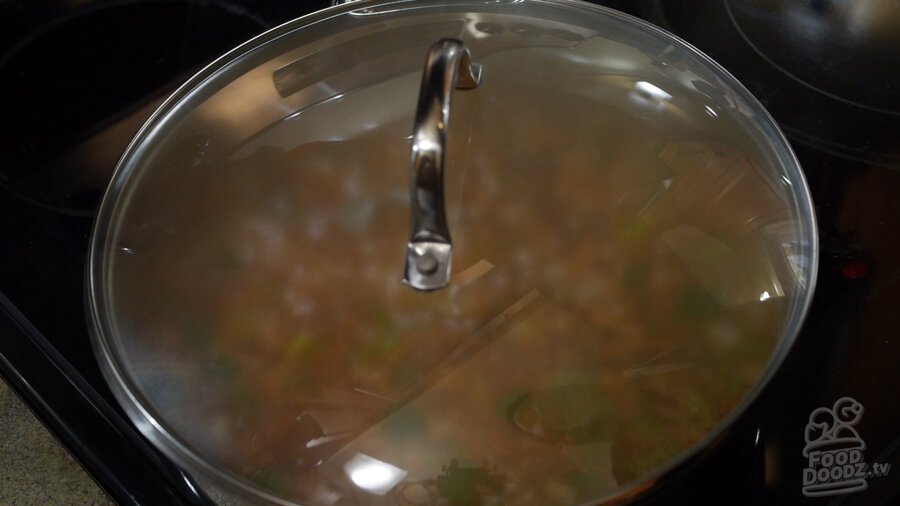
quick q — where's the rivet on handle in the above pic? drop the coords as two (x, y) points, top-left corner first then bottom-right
(403, 39), (482, 292)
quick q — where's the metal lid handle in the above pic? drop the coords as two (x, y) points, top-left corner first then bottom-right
(403, 39), (482, 292)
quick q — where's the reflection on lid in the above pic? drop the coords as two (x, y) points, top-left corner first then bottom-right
(631, 80), (672, 105)
(344, 453), (408, 495)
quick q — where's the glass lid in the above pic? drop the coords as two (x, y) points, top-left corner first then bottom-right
(88, 0), (817, 504)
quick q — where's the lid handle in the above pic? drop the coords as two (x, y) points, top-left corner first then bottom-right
(403, 39), (482, 292)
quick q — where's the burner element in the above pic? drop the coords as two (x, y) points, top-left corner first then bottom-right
(0, 0), (268, 214)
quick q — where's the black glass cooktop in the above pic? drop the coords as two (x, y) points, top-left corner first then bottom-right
(1, 1), (897, 504)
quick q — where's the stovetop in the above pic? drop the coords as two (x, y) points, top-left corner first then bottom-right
(1, 1), (898, 504)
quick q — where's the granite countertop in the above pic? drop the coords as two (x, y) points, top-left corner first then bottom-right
(0, 378), (112, 505)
